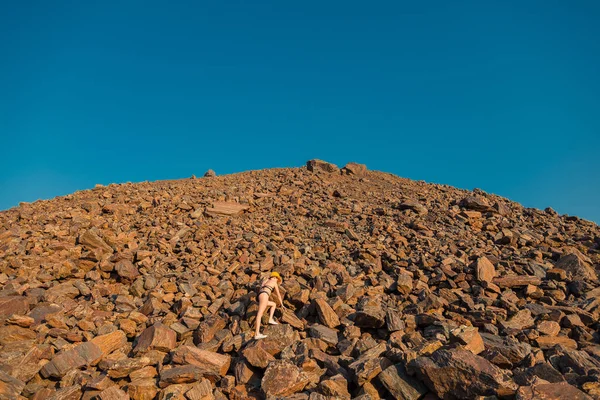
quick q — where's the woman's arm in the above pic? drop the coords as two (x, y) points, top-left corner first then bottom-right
(274, 283), (285, 309)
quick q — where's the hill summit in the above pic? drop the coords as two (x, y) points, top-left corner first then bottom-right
(0, 160), (599, 399)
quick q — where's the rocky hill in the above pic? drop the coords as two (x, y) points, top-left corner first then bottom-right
(0, 159), (599, 400)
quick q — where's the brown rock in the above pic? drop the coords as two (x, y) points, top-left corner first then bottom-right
(475, 256), (496, 284)
(47, 384), (82, 400)
(205, 202), (249, 217)
(79, 229), (113, 253)
(536, 336), (578, 350)
(159, 365), (204, 387)
(134, 323), (177, 354)
(115, 259), (139, 280)
(41, 342), (103, 378)
(261, 360), (309, 397)
(318, 375), (351, 399)
(493, 275), (542, 288)
(501, 309), (535, 334)
(410, 348), (518, 398)
(354, 298), (385, 329)
(0, 371), (25, 399)
(194, 315), (227, 344)
(171, 345), (231, 376)
(92, 330), (128, 355)
(308, 324), (338, 346)
(98, 386), (130, 400)
(0, 325), (36, 345)
(537, 321), (561, 336)
(306, 159), (339, 174)
(128, 378), (159, 400)
(242, 343), (276, 369)
(450, 326), (485, 355)
(377, 363), (427, 400)
(516, 382), (592, 400)
(342, 162), (367, 176)
(314, 298), (340, 328)
(554, 252), (598, 281)
(0, 296), (29, 319)
(108, 357), (151, 379)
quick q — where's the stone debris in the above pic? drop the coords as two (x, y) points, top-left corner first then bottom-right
(0, 160), (599, 399)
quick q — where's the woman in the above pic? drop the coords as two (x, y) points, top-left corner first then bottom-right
(254, 271), (285, 339)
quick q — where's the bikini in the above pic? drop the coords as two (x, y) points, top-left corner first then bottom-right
(257, 280), (275, 300)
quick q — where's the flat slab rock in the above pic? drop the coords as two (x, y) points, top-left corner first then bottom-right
(205, 201), (249, 216)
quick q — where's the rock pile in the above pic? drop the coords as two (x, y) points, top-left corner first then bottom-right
(0, 160), (599, 399)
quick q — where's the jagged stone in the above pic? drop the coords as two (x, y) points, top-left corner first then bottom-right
(410, 348), (518, 398)
(306, 159), (339, 173)
(261, 360), (309, 397)
(377, 363), (427, 400)
(134, 323), (177, 354)
(170, 345), (231, 376)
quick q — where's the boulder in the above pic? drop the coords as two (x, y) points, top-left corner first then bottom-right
(261, 360), (309, 397)
(410, 348), (518, 398)
(306, 159), (339, 173)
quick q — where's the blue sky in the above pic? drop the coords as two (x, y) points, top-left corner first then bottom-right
(1, 1), (598, 223)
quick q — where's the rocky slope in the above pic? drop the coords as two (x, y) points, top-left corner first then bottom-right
(0, 159), (599, 400)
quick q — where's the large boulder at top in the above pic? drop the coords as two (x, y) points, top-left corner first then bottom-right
(306, 159), (339, 173)
(342, 162), (367, 176)
(410, 348), (518, 399)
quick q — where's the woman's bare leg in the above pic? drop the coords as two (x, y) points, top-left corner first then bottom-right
(267, 301), (277, 323)
(255, 294), (269, 336)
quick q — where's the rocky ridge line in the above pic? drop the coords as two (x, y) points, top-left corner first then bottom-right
(0, 159), (599, 399)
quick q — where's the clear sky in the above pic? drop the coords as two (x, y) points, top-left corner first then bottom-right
(1, 1), (599, 223)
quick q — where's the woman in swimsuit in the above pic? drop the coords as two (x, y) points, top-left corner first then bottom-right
(254, 271), (285, 339)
